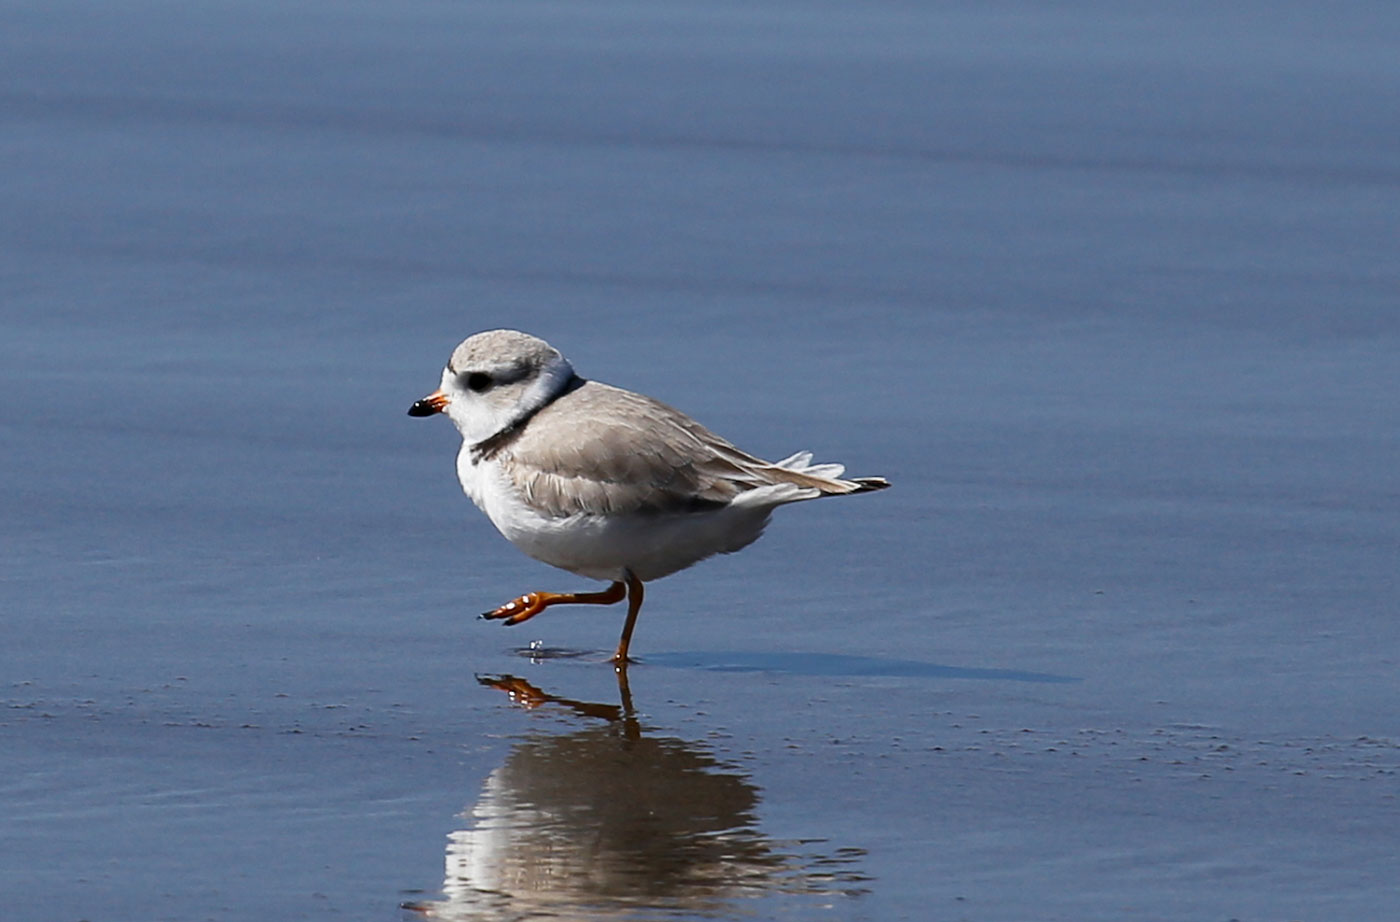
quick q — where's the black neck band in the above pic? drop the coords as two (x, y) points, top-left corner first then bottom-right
(469, 373), (584, 462)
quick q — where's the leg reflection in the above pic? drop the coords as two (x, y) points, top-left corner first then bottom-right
(405, 674), (870, 919)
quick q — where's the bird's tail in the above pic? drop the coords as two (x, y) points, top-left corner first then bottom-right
(767, 451), (891, 496)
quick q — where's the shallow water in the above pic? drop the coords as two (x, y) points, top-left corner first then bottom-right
(4, 2), (1399, 920)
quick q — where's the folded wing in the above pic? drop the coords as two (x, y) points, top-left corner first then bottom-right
(498, 381), (887, 518)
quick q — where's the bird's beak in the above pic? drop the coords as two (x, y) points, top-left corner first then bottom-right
(408, 389), (449, 417)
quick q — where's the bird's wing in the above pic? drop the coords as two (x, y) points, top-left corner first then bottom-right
(495, 381), (783, 517)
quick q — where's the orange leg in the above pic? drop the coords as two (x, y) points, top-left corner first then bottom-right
(611, 572), (646, 667)
(482, 580), (625, 626)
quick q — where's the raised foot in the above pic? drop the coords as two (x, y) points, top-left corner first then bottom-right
(482, 593), (546, 626)
(480, 581), (628, 628)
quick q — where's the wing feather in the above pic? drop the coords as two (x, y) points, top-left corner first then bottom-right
(499, 382), (751, 517)
(497, 380), (885, 518)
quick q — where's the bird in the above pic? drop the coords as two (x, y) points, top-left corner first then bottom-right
(408, 330), (889, 666)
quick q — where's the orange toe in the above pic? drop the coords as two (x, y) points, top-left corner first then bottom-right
(482, 593), (546, 625)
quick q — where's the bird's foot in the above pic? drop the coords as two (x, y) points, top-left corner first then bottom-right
(482, 593), (547, 626)
(480, 582), (627, 627)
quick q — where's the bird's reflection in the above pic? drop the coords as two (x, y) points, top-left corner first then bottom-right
(404, 671), (869, 920)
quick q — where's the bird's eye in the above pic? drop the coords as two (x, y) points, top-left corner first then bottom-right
(465, 372), (493, 392)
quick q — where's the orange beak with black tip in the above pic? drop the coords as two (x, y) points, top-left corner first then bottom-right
(407, 389), (449, 417)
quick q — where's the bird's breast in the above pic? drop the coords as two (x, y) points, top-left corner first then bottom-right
(454, 442), (493, 510)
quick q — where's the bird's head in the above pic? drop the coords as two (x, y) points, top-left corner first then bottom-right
(408, 329), (577, 445)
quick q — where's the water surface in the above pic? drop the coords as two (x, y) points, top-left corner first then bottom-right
(3, 2), (1398, 920)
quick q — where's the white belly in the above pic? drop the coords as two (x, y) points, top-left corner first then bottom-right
(457, 449), (773, 582)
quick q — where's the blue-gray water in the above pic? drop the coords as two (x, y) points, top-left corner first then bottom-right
(3, 2), (1398, 920)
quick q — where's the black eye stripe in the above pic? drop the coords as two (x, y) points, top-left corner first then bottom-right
(459, 363), (532, 392)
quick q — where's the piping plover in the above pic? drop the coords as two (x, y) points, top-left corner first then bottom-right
(409, 330), (889, 665)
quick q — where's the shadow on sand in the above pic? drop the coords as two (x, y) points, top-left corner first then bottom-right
(645, 650), (1079, 683)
